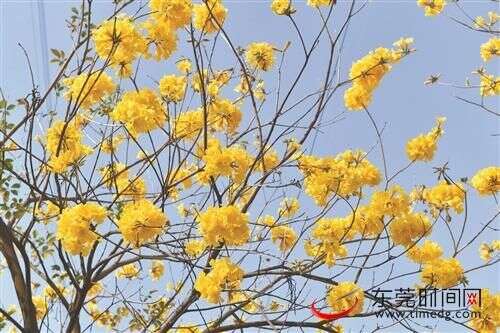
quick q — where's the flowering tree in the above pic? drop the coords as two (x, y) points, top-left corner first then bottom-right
(0, 0), (498, 332)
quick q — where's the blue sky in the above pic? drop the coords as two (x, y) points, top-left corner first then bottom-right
(0, 0), (498, 332)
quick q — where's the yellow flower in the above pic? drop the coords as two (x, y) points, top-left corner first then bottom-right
(422, 181), (465, 215)
(92, 16), (147, 76)
(479, 73), (500, 96)
(406, 117), (446, 162)
(172, 109), (204, 140)
(43, 284), (70, 300)
(406, 240), (443, 264)
(150, 260), (165, 281)
(46, 117), (92, 173)
(278, 197), (300, 218)
(298, 150), (380, 206)
(32, 296), (47, 320)
(143, 18), (178, 60)
(271, 225), (297, 252)
(111, 88), (167, 137)
(149, 0), (192, 28)
(193, 0), (228, 33)
(259, 215), (276, 226)
(159, 74), (187, 102)
(200, 144), (252, 184)
(421, 257), (463, 288)
(307, 0), (333, 8)
(100, 163), (147, 200)
(468, 289), (500, 333)
(229, 292), (260, 313)
(208, 98), (242, 134)
(63, 71), (116, 109)
(471, 166), (500, 195)
(389, 212), (432, 247)
(327, 282), (364, 316)
(197, 205), (250, 246)
(245, 42), (275, 71)
(417, 0), (446, 16)
(479, 241), (500, 262)
(344, 40), (412, 110)
(56, 203), (107, 256)
(257, 148), (280, 172)
(194, 258), (243, 303)
(116, 263), (140, 279)
(177, 58), (192, 74)
(307, 217), (353, 267)
(117, 199), (169, 247)
(480, 38), (500, 62)
(101, 133), (125, 154)
(271, 0), (293, 15)
(185, 239), (207, 257)
(87, 282), (103, 298)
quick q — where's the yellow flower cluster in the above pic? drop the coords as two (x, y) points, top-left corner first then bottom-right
(100, 163), (147, 200)
(298, 150), (380, 206)
(63, 71), (116, 109)
(421, 181), (465, 215)
(271, 0), (293, 15)
(406, 240), (443, 264)
(193, 0), (228, 33)
(117, 199), (168, 247)
(194, 258), (244, 303)
(149, 0), (192, 29)
(46, 117), (92, 173)
(149, 260), (165, 281)
(307, 0), (333, 8)
(177, 58), (192, 74)
(185, 239), (207, 257)
(159, 74), (187, 102)
(199, 142), (252, 184)
(270, 225), (297, 252)
(417, 0), (446, 16)
(278, 197), (300, 218)
(257, 148), (280, 172)
(56, 203), (107, 256)
(479, 72), (500, 96)
(327, 282), (364, 316)
(209, 98), (243, 134)
(420, 257), (463, 288)
(32, 296), (48, 320)
(479, 241), (500, 262)
(471, 166), (500, 196)
(468, 289), (500, 333)
(389, 212), (432, 247)
(406, 117), (446, 162)
(480, 38), (500, 62)
(172, 109), (204, 140)
(116, 263), (140, 279)
(197, 205), (250, 246)
(306, 217), (353, 267)
(245, 42), (275, 71)
(92, 16), (148, 77)
(101, 134), (125, 154)
(344, 38), (413, 110)
(111, 89), (166, 137)
(143, 18), (178, 61)
(474, 12), (499, 30)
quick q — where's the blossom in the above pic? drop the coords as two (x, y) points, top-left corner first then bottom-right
(208, 98), (242, 134)
(172, 109), (204, 140)
(92, 16), (148, 76)
(194, 258), (243, 303)
(420, 257), (463, 288)
(344, 40), (413, 110)
(150, 260), (165, 281)
(307, 0), (334, 7)
(270, 225), (297, 252)
(278, 197), (300, 218)
(100, 163), (147, 200)
(406, 240), (443, 264)
(422, 181), (465, 215)
(479, 241), (500, 262)
(199, 143), (252, 184)
(193, 0), (228, 33)
(46, 117), (92, 173)
(406, 117), (446, 162)
(471, 166), (500, 195)
(116, 263), (140, 279)
(468, 289), (500, 333)
(143, 18), (178, 60)
(111, 89), (167, 137)
(197, 205), (250, 246)
(245, 42), (275, 71)
(417, 0), (446, 17)
(271, 0), (294, 15)
(101, 134), (125, 154)
(480, 38), (500, 62)
(149, 0), (192, 28)
(56, 203), (107, 256)
(327, 282), (364, 316)
(177, 58), (192, 74)
(479, 73), (500, 96)
(159, 74), (187, 102)
(63, 71), (116, 109)
(87, 282), (103, 298)
(117, 199), (169, 247)
(185, 239), (207, 257)
(32, 296), (47, 320)
(389, 212), (431, 247)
